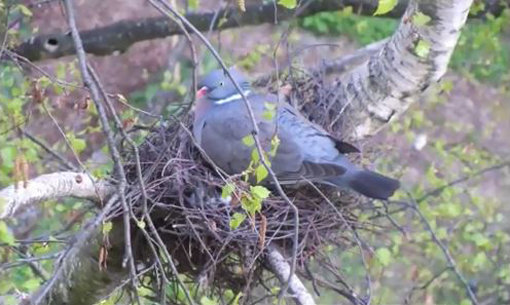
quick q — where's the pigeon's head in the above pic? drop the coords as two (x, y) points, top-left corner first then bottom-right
(196, 67), (251, 103)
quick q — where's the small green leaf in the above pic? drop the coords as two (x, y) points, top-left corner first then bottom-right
(230, 291), (243, 305)
(242, 134), (255, 147)
(189, 0), (200, 10)
(264, 102), (276, 111)
(412, 12), (431, 27)
(17, 4), (33, 17)
(375, 247), (392, 266)
(251, 148), (260, 163)
(102, 221), (113, 234)
(0, 221), (15, 246)
(22, 278), (40, 291)
(251, 185), (271, 200)
(255, 164), (268, 183)
(230, 212), (246, 230)
(241, 196), (261, 215)
(278, 0), (297, 9)
(270, 135), (280, 157)
(67, 134), (87, 154)
(200, 296), (217, 305)
(263, 110), (275, 121)
(222, 183), (235, 199)
(415, 39), (431, 58)
(374, 0), (397, 16)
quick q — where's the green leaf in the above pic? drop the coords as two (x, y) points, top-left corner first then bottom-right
(189, 0), (200, 10)
(264, 102), (276, 111)
(102, 221), (113, 234)
(472, 252), (488, 268)
(229, 291), (243, 305)
(222, 183), (235, 199)
(242, 135), (255, 147)
(200, 296), (217, 305)
(241, 196), (261, 215)
(270, 135), (280, 157)
(255, 164), (268, 183)
(415, 39), (431, 58)
(0, 146), (16, 168)
(375, 247), (392, 266)
(251, 148), (260, 163)
(412, 12), (431, 27)
(17, 4), (33, 17)
(22, 278), (40, 291)
(251, 185), (271, 200)
(374, 0), (397, 16)
(67, 134), (87, 154)
(230, 212), (246, 230)
(0, 221), (15, 245)
(278, 0), (297, 9)
(263, 110), (275, 121)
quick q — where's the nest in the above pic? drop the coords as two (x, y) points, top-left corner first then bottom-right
(122, 72), (371, 302)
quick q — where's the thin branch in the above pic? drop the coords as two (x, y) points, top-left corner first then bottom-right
(417, 161), (510, 203)
(407, 192), (479, 304)
(22, 129), (78, 171)
(62, 0), (140, 301)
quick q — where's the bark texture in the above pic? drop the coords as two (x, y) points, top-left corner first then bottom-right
(266, 246), (316, 305)
(10, 0), (503, 62)
(334, 0), (474, 139)
(0, 172), (113, 220)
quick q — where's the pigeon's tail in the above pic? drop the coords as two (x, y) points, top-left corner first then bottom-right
(328, 170), (400, 200)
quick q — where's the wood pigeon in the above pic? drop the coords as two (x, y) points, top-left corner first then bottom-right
(192, 67), (400, 200)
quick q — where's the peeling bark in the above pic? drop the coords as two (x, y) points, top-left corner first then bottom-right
(330, 0), (474, 139)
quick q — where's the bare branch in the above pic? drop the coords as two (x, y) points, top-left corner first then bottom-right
(266, 246), (316, 305)
(62, 0), (140, 300)
(9, 0), (508, 62)
(9, 0), (401, 61)
(0, 172), (113, 220)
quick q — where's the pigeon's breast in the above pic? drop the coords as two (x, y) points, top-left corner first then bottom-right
(198, 99), (273, 175)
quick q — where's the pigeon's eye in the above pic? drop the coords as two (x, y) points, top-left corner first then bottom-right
(219, 81), (224, 86)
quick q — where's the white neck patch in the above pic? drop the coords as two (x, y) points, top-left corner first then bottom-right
(214, 90), (251, 105)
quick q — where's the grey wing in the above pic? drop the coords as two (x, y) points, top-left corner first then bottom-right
(272, 105), (350, 183)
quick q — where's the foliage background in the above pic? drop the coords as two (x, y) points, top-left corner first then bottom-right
(1, 1), (510, 304)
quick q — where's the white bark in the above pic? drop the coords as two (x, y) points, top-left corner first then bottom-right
(0, 172), (114, 220)
(266, 247), (316, 305)
(337, 0), (473, 139)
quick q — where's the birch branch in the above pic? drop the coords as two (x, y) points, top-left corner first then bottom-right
(327, 0), (474, 139)
(266, 246), (316, 305)
(0, 172), (114, 220)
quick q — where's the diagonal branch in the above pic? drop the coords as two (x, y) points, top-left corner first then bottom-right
(266, 246), (316, 305)
(326, 0), (475, 139)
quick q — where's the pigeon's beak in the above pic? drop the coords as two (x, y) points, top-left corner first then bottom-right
(196, 86), (208, 99)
